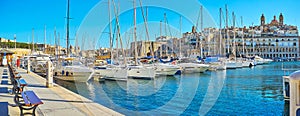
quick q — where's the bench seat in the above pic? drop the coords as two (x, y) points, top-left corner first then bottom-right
(15, 91), (43, 115)
(21, 91), (43, 106)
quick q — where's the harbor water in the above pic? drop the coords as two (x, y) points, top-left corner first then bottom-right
(55, 62), (300, 115)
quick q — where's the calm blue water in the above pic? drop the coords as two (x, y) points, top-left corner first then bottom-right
(55, 62), (300, 115)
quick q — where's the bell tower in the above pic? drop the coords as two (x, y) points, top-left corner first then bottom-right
(260, 14), (265, 26)
(279, 13), (284, 25)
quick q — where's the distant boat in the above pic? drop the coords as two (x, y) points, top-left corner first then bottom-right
(254, 55), (273, 65)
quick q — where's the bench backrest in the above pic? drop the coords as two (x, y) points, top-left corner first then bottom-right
(21, 91), (43, 106)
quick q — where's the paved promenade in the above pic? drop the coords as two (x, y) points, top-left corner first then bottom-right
(0, 66), (123, 116)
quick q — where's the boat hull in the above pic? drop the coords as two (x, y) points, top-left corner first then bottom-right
(94, 68), (127, 80)
(178, 63), (209, 73)
(127, 67), (155, 79)
(54, 72), (92, 82)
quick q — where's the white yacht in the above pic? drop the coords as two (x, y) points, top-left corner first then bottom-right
(209, 61), (226, 70)
(54, 57), (93, 82)
(263, 58), (273, 64)
(93, 65), (127, 81)
(225, 60), (237, 69)
(205, 57), (226, 70)
(254, 56), (264, 65)
(127, 65), (156, 79)
(241, 59), (255, 67)
(178, 63), (209, 73)
(154, 63), (181, 76)
(31, 55), (51, 73)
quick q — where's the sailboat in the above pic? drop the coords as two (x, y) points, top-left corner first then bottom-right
(53, 0), (93, 82)
(93, 0), (128, 81)
(206, 8), (226, 70)
(127, 0), (156, 79)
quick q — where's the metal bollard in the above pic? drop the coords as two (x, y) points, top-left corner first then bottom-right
(27, 58), (30, 73)
(46, 61), (53, 88)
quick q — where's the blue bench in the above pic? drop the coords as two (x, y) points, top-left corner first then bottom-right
(0, 102), (8, 116)
(12, 78), (27, 95)
(16, 91), (43, 116)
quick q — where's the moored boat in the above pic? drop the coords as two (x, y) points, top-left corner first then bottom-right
(54, 57), (93, 82)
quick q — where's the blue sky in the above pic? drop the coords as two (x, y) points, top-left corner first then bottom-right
(0, 0), (299, 49)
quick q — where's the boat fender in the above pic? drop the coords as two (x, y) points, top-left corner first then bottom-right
(62, 70), (64, 75)
(66, 71), (69, 76)
(249, 63), (253, 67)
(54, 72), (57, 76)
(171, 61), (176, 65)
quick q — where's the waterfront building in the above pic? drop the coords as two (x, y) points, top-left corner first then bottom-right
(129, 40), (162, 58)
(231, 13), (299, 61)
(0, 37), (16, 42)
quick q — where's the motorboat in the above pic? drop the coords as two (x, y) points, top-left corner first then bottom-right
(93, 65), (127, 81)
(54, 57), (93, 82)
(31, 55), (51, 73)
(178, 63), (209, 73)
(225, 60), (237, 69)
(153, 63), (181, 76)
(127, 65), (156, 79)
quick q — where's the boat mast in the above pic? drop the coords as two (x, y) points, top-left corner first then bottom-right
(232, 12), (236, 59)
(108, 0), (113, 64)
(160, 21), (162, 58)
(219, 8), (222, 56)
(241, 16), (245, 56)
(66, 0), (70, 56)
(32, 28), (34, 53)
(54, 26), (57, 59)
(133, 0), (138, 65)
(111, 0), (126, 65)
(44, 25), (46, 53)
(252, 22), (255, 56)
(138, 0), (153, 58)
(225, 5), (229, 55)
(179, 16), (182, 58)
(164, 13), (168, 57)
(200, 5), (203, 58)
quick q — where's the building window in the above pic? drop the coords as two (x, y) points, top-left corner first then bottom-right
(294, 43), (297, 46)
